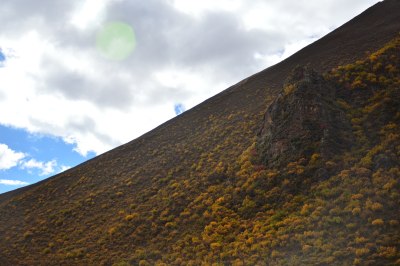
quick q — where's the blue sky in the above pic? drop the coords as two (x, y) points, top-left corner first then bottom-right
(0, 0), (379, 194)
(0, 125), (94, 193)
(0, 49), (5, 67)
(174, 103), (186, 115)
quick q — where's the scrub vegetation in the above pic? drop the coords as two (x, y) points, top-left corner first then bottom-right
(0, 3), (399, 265)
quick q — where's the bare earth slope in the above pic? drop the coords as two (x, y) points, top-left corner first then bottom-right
(0, 0), (399, 265)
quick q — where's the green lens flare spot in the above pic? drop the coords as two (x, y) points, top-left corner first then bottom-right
(96, 22), (136, 61)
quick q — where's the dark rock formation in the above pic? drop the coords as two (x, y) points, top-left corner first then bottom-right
(257, 66), (353, 168)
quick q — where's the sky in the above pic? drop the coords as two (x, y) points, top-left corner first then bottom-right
(0, 0), (380, 193)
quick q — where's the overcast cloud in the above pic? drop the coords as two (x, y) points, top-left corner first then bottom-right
(0, 0), (379, 156)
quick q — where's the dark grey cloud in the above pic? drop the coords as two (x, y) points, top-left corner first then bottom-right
(66, 116), (119, 147)
(174, 12), (285, 79)
(0, 0), (380, 108)
(106, 0), (284, 81)
(39, 55), (136, 109)
(0, 0), (76, 36)
(29, 115), (119, 149)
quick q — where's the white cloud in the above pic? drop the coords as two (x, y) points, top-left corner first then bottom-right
(59, 165), (71, 173)
(0, 144), (26, 170)
(21, 159), (57, 176)
(0, 0), (380, 157)
(254, 36), (320, 67)
(0, 179), (29, 186)
(172, 0), (242, 16)
(70, 0), (111, 30)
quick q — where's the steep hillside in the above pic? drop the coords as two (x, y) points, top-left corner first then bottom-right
(0, 1), (399, 265)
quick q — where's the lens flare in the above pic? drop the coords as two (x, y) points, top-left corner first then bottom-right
(96, 22), (136, 61)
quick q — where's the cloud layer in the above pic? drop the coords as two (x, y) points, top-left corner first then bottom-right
(21, 159), (57, 176)
(0, 144), (25, 170)
(0, 0), (379, 156)
(0, 179), (29, 186)
(0, 140), (67, 188)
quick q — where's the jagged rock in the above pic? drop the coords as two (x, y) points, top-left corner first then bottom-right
(257, 66), (354, 168)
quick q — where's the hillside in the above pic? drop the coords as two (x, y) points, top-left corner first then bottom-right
(0, 0), (400, 265)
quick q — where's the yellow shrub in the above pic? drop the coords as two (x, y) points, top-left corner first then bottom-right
(351, 194), (363, 200)
(283, 84), (295, 95)
(355, 237), (368, 244)
(372, 219), (384, 226)
(355, 248), (370, 256)
(378, 246), (397, 258)
(371, 202), (383, 211)
(125, 213), (138, 221)
(271, 250), (280, 258)
(302, 245), (312, 252)
(210, 242), (222, 250)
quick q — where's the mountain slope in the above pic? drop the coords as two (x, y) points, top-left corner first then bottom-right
(0, 1), (400, 265)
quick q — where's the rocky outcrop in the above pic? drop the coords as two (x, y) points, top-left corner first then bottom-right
(257, 66), (353, 168)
